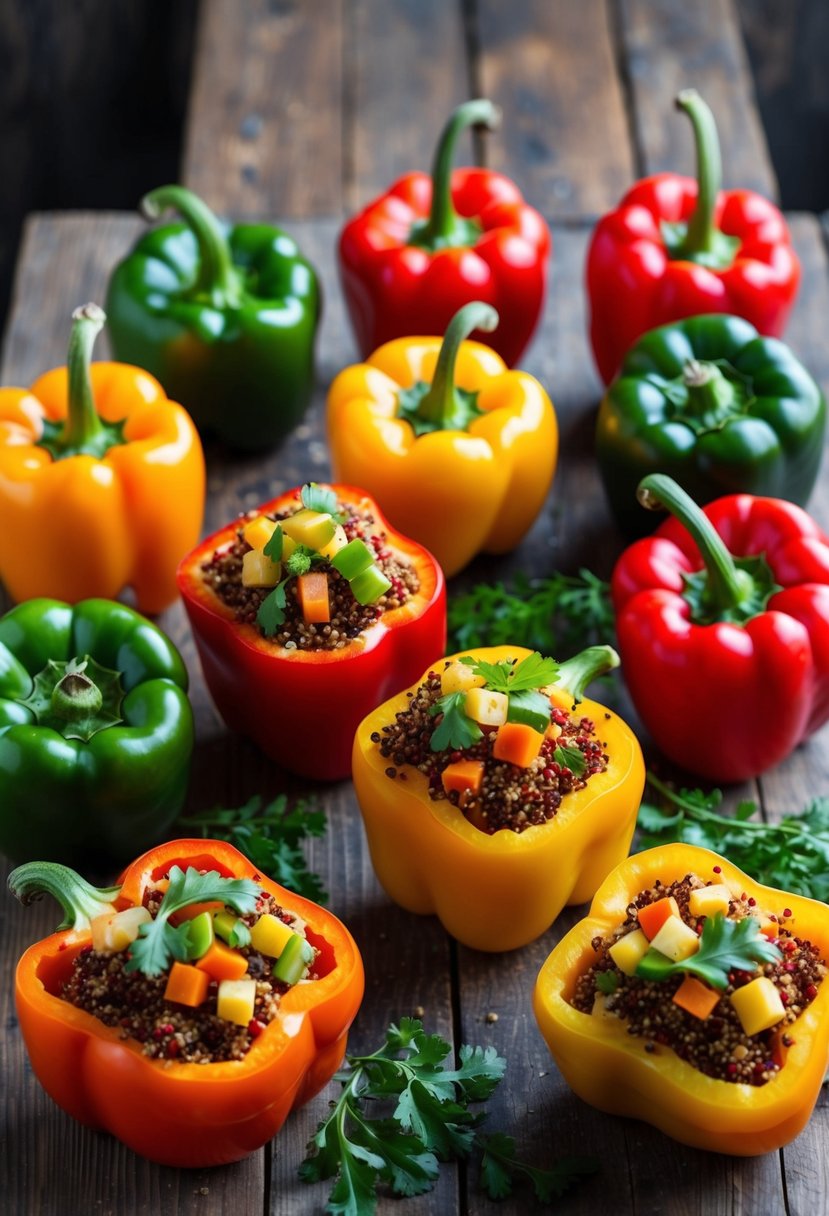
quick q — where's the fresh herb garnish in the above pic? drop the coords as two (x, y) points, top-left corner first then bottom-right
(263, 523), (284, 562)
(478, 1132), (598, 1203)
(429, 692), (483, 753)
(553, 744), (587, 778)
(299, 1018), (596, 1214)
(183, 793), (328, 904)
(638, 773), (829, 903)
(595, 970), (619, 995)
(462, 651), (559, 693)
(637, 911), (782, 990)
(257, 579), (288, 635)
(124, 866), (260, 976)
(285, 543), (324, 577)
(301, 482), (347, 523)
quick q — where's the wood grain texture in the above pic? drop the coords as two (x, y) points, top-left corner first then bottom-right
(617, 0), (778, 196)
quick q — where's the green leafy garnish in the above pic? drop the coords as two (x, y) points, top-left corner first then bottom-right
(301, 482), (347, 523)
(595, 970), (619, 995)
(636, 912), (782, 991)
(553, 744), (587, 778)
(428, 692), (483, 753)
(462, 651), (559, 694)
(257, 579), (288, 635)
(262, 523), (284, 562)
(183, 794), (328, 904)
(478, 1132), (598, 1203)
(124, 866), (260, 977)
(300, 1018), (595, 1214)
(285, 543), (324, 577)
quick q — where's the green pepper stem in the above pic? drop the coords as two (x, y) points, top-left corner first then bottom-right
(419, 99), (501, 245)
(556, 645), (620, 703)
(637, 474), (752, 613)
(675, 90), (721, 258)
(682, 359), (736, 417)
(60, 303), (107, 452)
(51, 660), (103, 722)
(415, 302), (498, 427)
(8, 861), (120, 931)
(141, 184), (241, 307)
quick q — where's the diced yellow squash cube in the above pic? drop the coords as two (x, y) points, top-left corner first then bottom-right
(730, 976), (786, 1036)
(282, 508), (336, 550)
(217, 978), (257, 1027)
(243, 516), (278, 551)
(465, 687), (508, 727)
(545, 722), (562, 741)
(688, 884), (733, 919)
(649, 914), (700, 962)
(282, 534), (297, 560)
(440, 661), (486, 696)
(242, 549), (281, 588)
(90, 905), (150, 953)
(319, 524), (349, 559)
(249, 913), (294, 958)
(609, 928), (650, 976)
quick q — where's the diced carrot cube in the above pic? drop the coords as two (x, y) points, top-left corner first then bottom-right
(441, 760), (485, 797)
(195, 940), (249, 983)
(492, 722), (544, 768)
(637, 896), (680, 941)
(163, 961), (210, 1008)
(297, 571), (331, 623)
(671, 975), (720, 1020)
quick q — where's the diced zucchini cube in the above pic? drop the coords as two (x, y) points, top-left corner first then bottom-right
(249, 913), (295, 958)
(319, 524), (349, 559)
(648, 914), (700, 962)
(730, 976), (786, 1036)
(281, 508), (336, 550)
(688, 884), (733, 919)
(440, 661), (486, 696)
(465, 687), (508, 727)
(243, 516), (277, 552)
(608, 928), (650, 976)
(331, 538), (374, 580)
(213, 910), (251, 949)
(273, 933), (316, 985)
(185, 910), (215, 960)
(242, 549), (281, 587)
(350, 565), (392, 604)
(217, 978), (257, 1026)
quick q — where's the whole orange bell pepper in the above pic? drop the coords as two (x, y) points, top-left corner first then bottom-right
(327, 302), (558, 577)
(10, 838), (364, 1167)
(533, 844), (829, 1155)
(0, 303), (204, 614)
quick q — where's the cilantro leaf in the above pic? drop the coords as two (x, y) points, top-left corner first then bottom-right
(479, 1132), (598, 1203)
(262, 523), (283, 562)
(637, 912), (782, 991)
(462, 652), (558, 693)
(257, 579), (288, 636)
(301, 482), (347, 523)
(428, 692), (482, 752)
(554, 744), (587, 777)
(596, 970), (618, 995)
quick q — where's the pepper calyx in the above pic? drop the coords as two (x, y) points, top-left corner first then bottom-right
(141, 184), (244, 309)
(399, 302), (498, 433)
(653, 358), (754, 435)
(8, 861), (120, 931)
(20, 654), (126, 741)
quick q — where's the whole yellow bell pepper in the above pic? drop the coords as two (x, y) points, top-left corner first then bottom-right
(533, 843), (829, 1155)
(327, 302), (557, 577)
(352, 644), (644, 951)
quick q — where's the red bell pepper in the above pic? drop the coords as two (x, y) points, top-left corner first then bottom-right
(338, 99), (550, 368)
(587, 89), (800, 384)
(177, 485), (446, 780)
(611, 474), (829, 782)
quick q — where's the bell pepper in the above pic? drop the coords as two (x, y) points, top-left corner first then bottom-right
(0, 597), (193, 867)
(327, 302), (558, 577)
(106, 185), (321, 451)
(611, 474), (829, 781)
(9, 837), (364, 1166)
(338, 99), (550, 368)
(596, 314), (827, 537)
(352, 645), (645, 952)
(0, 303), (204, 614)
(587, 89), (800, 384)
(177, 484), (446, 780)
(533, 843), (829, 1155)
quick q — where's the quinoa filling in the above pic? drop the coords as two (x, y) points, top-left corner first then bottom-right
(572, 873), (826, 1085)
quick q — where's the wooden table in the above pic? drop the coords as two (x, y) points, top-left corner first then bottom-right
(2, 3), (828, 1213)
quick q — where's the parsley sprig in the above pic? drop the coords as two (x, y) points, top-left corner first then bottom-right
(637, 911), (782, 990)
(302, 481), (347, 522)
(461, 652), (559, 693)
(428, 692), (483, 752)
(124, 866), (260, 976)
(299, 1018), (597, 1214)
(479, 1132), (597, 1203)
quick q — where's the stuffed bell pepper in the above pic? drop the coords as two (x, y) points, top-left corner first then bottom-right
(0, 597), (193, 867)
(533, 844), (829, 1155)
(9, 838), (364, 1166)
(0, 304), (204, 613)
(177, 482), (446, 780)
(353, 645), (644, 951)
(327, 302), (558, 577)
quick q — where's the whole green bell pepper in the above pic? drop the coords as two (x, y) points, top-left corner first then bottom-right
(0, 598), (193, 868)
(105, 185), (321, 451)
(596, 313), (826, 537)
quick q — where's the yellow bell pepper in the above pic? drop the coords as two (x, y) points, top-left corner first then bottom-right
(327, 302), (557, 577)
(352, 644), (644, 951)
(533, 844), (829, 1155)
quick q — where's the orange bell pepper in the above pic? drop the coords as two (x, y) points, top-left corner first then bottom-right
(533, 844), (829, 1155)
(0, 303), (204, 614)
(327, 302), (558, 577)
(10, 838), (364, 1167)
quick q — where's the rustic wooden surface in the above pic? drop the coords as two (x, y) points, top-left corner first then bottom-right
(2, 3), (829, 1215)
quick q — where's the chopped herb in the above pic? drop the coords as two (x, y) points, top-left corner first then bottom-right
(553, 745), (587, 778)
(428, 692), (483, 753)
(478, 1132), (598, 1203)
(595, 970), (619, 995)
(285, 543), (324, 577)
(462, 651), (559, 694)
(263, 523), (284, 562)
(257, 579), (288, 635)
(636, 912), (782, 991)
(301, 482), (347, 523)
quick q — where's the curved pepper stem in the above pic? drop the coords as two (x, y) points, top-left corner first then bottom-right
(8, 861), (120, 931)
(141, 184), (242, 308)
(414, 302), (498, 429)
(410, 99), (501, 251)
(664, 91), (739, 269)
(556, 645), (619, 703)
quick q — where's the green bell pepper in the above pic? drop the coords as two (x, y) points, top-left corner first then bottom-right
(0, 598), (193, 868)
(105, 185), (321, 452)
(595, 313), (827, 537)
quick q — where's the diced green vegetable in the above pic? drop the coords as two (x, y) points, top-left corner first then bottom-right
(213, 909), (252, 949)
(331, 538), (375, 580)
(273, 932), (315, 985)
(350, 565), (392, 604)
(506, 688), (551, 734)
(185, 910), (215, 960)
(635, 948), (678, 983)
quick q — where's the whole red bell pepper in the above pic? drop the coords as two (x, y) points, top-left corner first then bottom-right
(587, 90), (800, 384)
(177, 485), (446, 780)
(338, 99), (550, 368)
(611, 474), (829, 782)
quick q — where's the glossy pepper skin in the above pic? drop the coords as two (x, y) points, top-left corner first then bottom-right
(533, 844), (829, 1155)
(612, 475), (829, 782)
(327, 302), (558, 577)
(339, 100), (550, 368)
(0, 304), (204, 614)
(177, 484), (446, 780)
(106, 185), (321, 451)
(587, 90), (800, 384)
(597, 314), (826, 537)
(353, 645), (644, 952)
(11, 838), (364, 1167)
